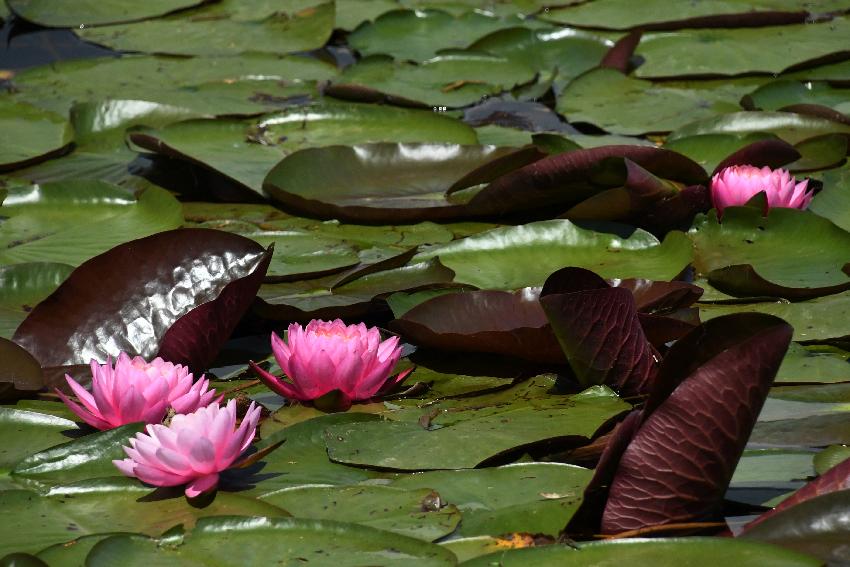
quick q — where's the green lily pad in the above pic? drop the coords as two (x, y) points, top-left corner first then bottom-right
(669, 111), (850, 145)
(349, 9), (518, 62)
(810, 162), (850, 232)
(85, 516), (456, 567)
(391, 463), (592, 537)
(750, 412), (850, 446)
(787, 134), (848, 172)
(131, 103), (477, 195)
(745, 80), (850, 115)
(0, 101), (73, 172)
(77, 2), (334, 56)
(690, 208), (850, 297)
(0, 182), (183, 266)
(542, 0), (850, 29)
(0, 263), (74, 339)
(635, 18), (850, 78)
(459, 537), (822, 566)
(771, 383), (850, 403)
(324, 384), (629, 470)
(776, 343), (850, 384)
(557, 69), (746, 135)
(245, 232), (360, 280)
(731, 449), (814, 485)
(330, 53), (537, 108)
(0, 408), (78, 473)
(263, 143), (525, 222)
(12, 54), (337, 117)
(255, 257), (457, 321)
(813, 445), (850, 475)
(11, 423), (145, 490)
(467, 26), (611, 87)
(336, 0), (400, 30)
(260, 485), (461, 541)
(0, 479), (289, 557)
(7, 0), (204, 26)
(36, 533), (128, 566)
(414, 220), (693, 289)
(238, 413), (384, 497)
(663, 133), (777, 173)
(699, 291), (850, 342)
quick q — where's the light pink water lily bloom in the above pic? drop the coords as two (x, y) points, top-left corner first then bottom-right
(710, 165), (813, 216)
(250, 319), (412, 410)
(114, 399), (260, 497)
(56, 353), (219, 430)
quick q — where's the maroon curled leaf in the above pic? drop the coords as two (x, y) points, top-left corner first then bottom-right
(539, 267), (660, 397)
(13, 229), (272, 373)
(389, 288), (565, 364)
(566, 313), (792, 536)
(466, 145), (707, 217)
(600, 31), (642, 74)
(636, 183), (713, 236)
(711, 139), (801, 176)
(0, 338), (44, 401)
(741, 454), (850, 533)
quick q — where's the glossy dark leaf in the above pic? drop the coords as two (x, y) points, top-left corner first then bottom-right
(390, 289), (565, 364)
(561, 159), (683, 222)
(568, 313), (792, 535)
(636, 183), (713, 235)
(708, 263), (850, 301)
(742, 490), (850, 564)
(540, 267), (659, 396)
(14, 229), (272, 373)
(0, 338), (44, 402)
(465, 145), (707, 217)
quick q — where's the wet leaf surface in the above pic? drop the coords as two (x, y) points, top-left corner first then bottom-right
(13, 229), (272, 371)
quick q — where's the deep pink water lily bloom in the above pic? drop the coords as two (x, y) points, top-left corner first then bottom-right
(56, 353), (219, 430)
(251, 319), (412, 410)
(710, 165), (813, 215)
(114, 399), (260, 497)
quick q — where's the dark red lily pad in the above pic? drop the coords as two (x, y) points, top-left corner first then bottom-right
(711, 138), (801, 176)
(600, 31), (642, 74)
(539, 267), (660, 397)
(463, 145), (708, 217)
(708, 263), (850, 301)
(13, 229), (272, 373)
(0, 338), (44, 401)
(389, 288), (566, 364)
(614, 278), (704, 313)
(566, 313), (793, 536)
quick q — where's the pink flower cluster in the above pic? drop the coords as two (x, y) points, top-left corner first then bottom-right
(58, 319), (408, 496)
(114, 399), (261, 498)
(251, 319), (411, 411)
(57, 353), (218, 430)
(710, 165), (813, 216)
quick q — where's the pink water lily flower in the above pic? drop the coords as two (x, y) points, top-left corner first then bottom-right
(250, 319), (412, 411)
(710, 165), (813, 216)
(56, 353), (219, 430)
(114, 399), (260, 497)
